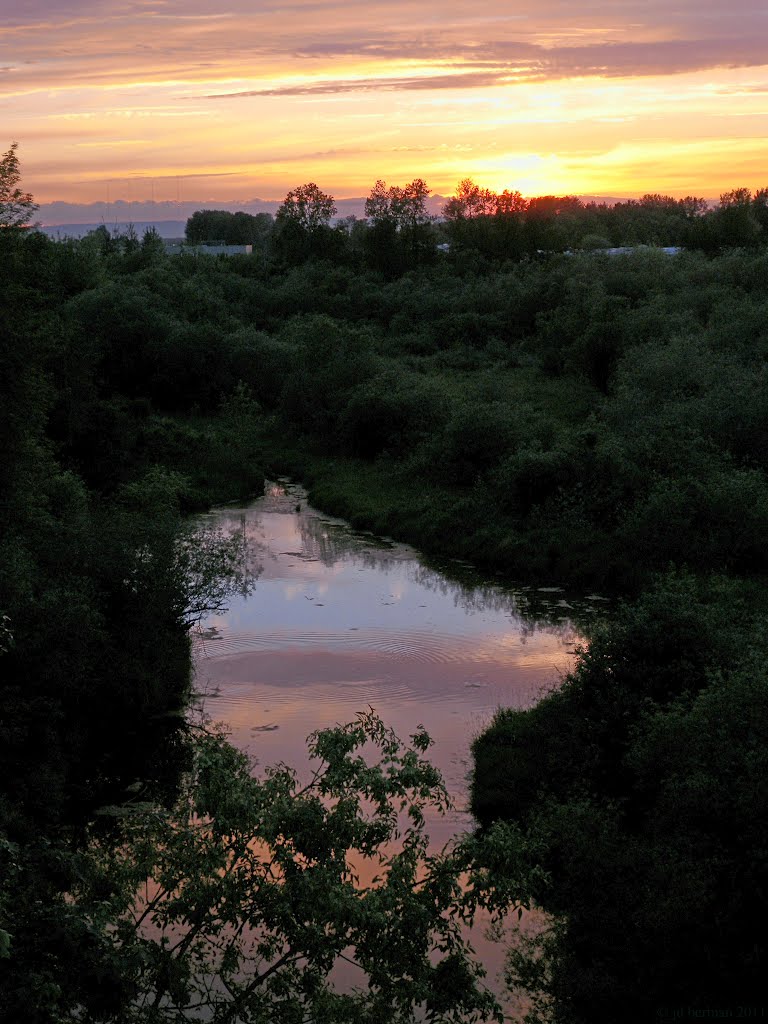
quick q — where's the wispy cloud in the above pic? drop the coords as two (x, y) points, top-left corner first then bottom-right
(713, 82), (768, 95)
(4, 0), (768, 78)
(205, 71), (522, 98)
(541, 36), (768, 78)
(202, 35), (768, 100)
(5, 0), (768, 202)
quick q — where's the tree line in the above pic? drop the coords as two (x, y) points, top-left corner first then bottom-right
(182, 177), (768, 270)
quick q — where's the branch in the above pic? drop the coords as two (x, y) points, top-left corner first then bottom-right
(217, 948), (300, 1024)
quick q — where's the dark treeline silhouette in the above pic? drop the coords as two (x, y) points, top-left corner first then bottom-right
(3, 153), (768, 1021)
(441, 180), (768, 253)
(185, 208), (273, 246)
(181, 178), (768, 271)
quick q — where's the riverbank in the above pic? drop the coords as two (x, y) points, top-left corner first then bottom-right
(256, 425), (764, 596)
(248, 436), (768, 1022)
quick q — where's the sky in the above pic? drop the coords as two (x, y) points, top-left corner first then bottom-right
(3, 0), (768, 206)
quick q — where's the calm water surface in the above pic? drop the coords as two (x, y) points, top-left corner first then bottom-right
(193, 480), (594, 1012)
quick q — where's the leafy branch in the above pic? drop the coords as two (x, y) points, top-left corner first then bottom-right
(77, 712), (527, 1022)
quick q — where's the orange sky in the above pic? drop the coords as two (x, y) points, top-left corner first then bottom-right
(2, 0), (768, 204)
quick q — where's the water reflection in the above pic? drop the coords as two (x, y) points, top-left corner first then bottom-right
(194, 480), (589, 788)
(194, 480), (592, 1013)
(206, 480), (597, 629)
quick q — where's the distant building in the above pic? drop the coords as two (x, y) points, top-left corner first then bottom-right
(563, 245), (684, 257)
(601, 245), (683, 257)
(163, 241), (253, 256)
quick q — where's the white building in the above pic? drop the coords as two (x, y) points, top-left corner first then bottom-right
(163, 242), (253, 256)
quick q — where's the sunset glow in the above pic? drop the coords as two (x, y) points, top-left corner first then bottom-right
(3, 0), (768, 206)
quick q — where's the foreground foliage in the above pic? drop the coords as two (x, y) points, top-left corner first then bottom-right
(38, 714), (523, 1022)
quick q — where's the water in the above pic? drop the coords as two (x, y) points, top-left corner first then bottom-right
(193, 480), (590, 1013)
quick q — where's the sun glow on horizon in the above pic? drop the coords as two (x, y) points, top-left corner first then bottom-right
(3, 0), (768, 206)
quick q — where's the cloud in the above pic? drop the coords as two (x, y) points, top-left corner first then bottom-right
(713, 82), (768, 95)
(292, 35), (768, 81)
(118, 171), (239, 180)
(3, 0), (768, 93)
(540, 36), (768, 79)
(6, 0), (768, 204)
(200, 36), (768, 101)
(205, 71), (522, 98)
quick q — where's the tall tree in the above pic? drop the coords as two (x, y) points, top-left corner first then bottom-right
(391, 178), (432, 231)
(276, 183), (336, 232)
(364, 179), (434, 272)
(443, 179), (496, 221)
(0, 142), (38, 228)
(365, 179), (432, 231)
(364, 179), (392, 224)
(495, 189), (526, 216)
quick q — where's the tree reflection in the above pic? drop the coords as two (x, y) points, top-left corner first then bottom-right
(294, 500), (596, 638)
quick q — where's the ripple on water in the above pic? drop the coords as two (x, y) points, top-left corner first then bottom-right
(205, 680), (421, 714)
(193, 626), (526, 666)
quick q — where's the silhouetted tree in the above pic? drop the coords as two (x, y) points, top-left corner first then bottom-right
(185, 209), (273, 245)
(276, 182), (336, 231)
(0, 142), (38, 228)
(364, 178), (434, 272)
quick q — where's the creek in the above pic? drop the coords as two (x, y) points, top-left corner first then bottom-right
(193, 480), (599, 1012)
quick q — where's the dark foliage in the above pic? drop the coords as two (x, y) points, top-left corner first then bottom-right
(472, 574), (768, 1022)
(5, 170), (768, 1019)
